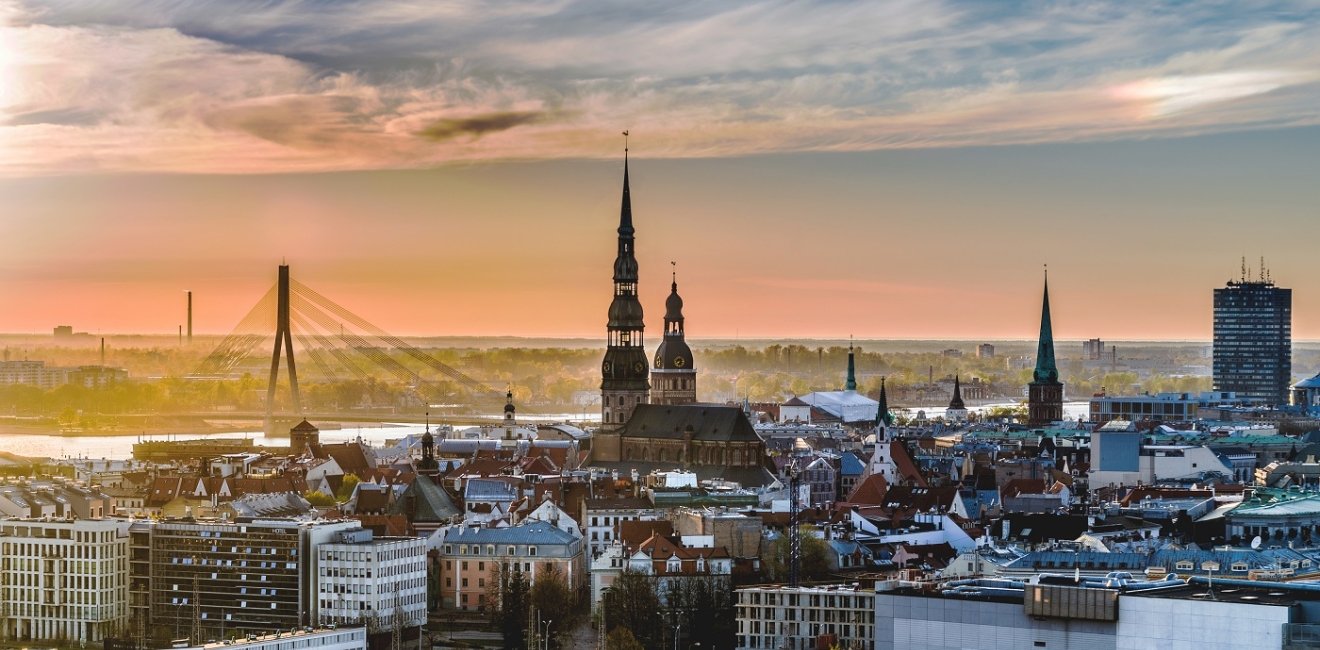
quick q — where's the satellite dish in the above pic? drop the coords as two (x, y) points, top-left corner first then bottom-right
(1251, 535), (1263, 550)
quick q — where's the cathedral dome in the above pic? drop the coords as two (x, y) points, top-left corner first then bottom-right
(654, 337), (694, 371)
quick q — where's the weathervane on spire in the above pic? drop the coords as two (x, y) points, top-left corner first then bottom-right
(623, 130), (629, 154)
(671, 260), (676, 283)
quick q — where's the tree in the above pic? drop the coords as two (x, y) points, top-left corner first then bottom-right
(529, 564), (579, 649)
(763, 526), (832, 583)
(487, 563), (529, 650)
(302, 490), (336, 507)
(606, 627), (646, 650)
(602, 570), (663, 649)
(335, 474), (361, 502)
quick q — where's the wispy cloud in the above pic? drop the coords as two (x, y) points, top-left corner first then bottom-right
(2, 0), (1319, 175)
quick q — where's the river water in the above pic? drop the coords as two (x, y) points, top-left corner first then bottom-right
(2, 402), (1089, 461)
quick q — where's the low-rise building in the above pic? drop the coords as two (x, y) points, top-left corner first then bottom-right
(736, 584), (875, 650)
(437, 521), (584, 611)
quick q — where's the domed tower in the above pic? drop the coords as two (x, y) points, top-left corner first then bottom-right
(417, 416), (439, 476)
(652, 266), (697, 405)
(600, 143), (650, 435)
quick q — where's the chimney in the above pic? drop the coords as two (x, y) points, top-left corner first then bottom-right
(187, 290), (193, 344)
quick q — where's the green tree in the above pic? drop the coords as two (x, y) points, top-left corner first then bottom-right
(487, 563), (530, 650)
(603, 570), (663, 649)
(335, 474), (361, 501)
(763, 526), (832, 583)
(303, 490), (336, 507)
(605, 627), (646, 650)
(529, 564), (579, 649)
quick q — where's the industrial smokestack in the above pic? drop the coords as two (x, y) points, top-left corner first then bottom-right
(100, 337), (105, 367)
(187, 290), (193, 344)
(178, 325), (182, 346)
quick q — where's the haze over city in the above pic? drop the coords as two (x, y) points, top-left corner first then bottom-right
(2, 1), (1319, 339)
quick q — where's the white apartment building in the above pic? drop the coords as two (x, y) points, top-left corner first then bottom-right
(182, 626), (368, 650)
(0, 518), (132, 643)
(582, 496), (661, 557)
(315, 529), (428, 631)
(736, 584), (875, 650)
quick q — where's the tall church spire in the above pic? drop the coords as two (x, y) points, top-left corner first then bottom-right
(600, 134), (650, 438)
(876, 376), (892, 428)
(1028, 268), (1064, 426)
(949, 374), (965, 410)
(618, 139), (633, 238)
(1034, 269), (1059, 384)
(845, 340), (857, 391)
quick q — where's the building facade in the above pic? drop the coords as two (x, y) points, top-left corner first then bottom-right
(1214, 278), (1291, 405)
(437, 521), (585, 611)
(0, 518), (131, 643)
(736, 584), (875, 650)
(314, 529), (427, 632)
(146, 518), (359, 640)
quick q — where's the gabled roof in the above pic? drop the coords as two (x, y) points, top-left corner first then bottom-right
(619, 404), (761, 442)
(619, 520), (673, 549)
(839, 451), (865, 477)
(1000, 479), (1048, 499)
(881, 485), (959, 513)
(442, 520), (577, 545)
(391, 475), (461, 522)
(846, 473), (889, 506)
(888, 441), (928, 488)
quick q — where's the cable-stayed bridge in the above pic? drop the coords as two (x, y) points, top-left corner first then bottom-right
(193, 264), (501, 431)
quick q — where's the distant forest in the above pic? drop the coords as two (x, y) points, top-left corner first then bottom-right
(5, 335), (1313, 425)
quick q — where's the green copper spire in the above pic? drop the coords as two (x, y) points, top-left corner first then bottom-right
(1033, 270), (1059, 384)
(845, 340), (857, 391)
(876, 376), (893, 427)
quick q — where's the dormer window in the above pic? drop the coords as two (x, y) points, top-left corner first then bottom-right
(1175, 560), (1193, 571)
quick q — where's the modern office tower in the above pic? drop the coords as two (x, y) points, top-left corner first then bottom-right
(1214, 273), (1291, 405)
(0, 518), (132, 643)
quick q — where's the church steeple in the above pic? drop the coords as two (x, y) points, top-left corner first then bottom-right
(600, 134), (650, 435)
(845, 341), (857, 391)
(1028, 268), (1064, 426)
(949, 374), (965, 410)
(652, 263), (696, 405)
(1034, 270), (1059, 384)
(876, 376), (893, 428)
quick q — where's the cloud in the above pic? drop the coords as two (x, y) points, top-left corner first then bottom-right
(3, 0), (1320, 175)
(417, 110), (549, 142)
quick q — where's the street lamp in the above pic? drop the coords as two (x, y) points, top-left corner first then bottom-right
(541, 619), (553, 650)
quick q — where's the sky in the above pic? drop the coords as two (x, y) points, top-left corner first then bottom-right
(1, 0), (1318, 340)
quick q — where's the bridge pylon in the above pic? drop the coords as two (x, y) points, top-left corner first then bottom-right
(265, 264), (302, 434)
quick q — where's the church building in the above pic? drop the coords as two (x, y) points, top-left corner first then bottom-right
(590, 146), (770, 486)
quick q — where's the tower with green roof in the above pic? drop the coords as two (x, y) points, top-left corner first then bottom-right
(1028, 271), (1064, 426)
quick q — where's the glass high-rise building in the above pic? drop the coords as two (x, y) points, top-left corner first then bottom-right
(1213, 278), (1291, 405)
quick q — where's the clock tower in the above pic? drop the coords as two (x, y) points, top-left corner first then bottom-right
(651, 267), (697, 405)
(599, 144), (650, 445)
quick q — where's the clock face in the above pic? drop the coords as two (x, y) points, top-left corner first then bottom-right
(654, 352), (663, 368)
(633, 361), (646, 374)
(602, 361), (612, 374)
(673, 356), (686, 368)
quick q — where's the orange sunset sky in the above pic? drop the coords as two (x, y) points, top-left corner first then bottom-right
(1, 2), (1318, 341)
